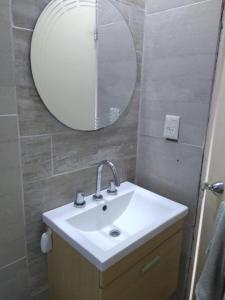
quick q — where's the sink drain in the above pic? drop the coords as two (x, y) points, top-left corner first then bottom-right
(109, 229), (121, 237)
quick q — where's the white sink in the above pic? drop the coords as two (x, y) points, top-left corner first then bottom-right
(43, 182), (188, 270)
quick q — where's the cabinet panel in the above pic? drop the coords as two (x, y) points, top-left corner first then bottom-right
(100, 231), (182, 300)
(48, 221), (183, 300)
(48, 233), (100, 300)
(100, 221), (182, 287)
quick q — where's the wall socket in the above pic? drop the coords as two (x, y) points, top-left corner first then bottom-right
(163, 115), (180, 141)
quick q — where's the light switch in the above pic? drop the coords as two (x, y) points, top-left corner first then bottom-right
(163, 115), (180, 141)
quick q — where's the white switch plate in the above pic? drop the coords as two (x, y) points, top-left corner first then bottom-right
(163, 115), (180, 141)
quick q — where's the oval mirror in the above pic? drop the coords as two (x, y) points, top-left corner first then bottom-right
(31, 0), (137, 131)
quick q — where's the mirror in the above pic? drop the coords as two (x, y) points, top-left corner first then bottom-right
(31, 0), (137, 131)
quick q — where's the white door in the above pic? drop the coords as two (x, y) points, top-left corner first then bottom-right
(189, 16), (225, 299)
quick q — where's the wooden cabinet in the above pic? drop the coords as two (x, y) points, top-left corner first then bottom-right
(48, 220), (183, 300)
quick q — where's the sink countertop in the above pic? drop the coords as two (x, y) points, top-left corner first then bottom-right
(43, 181), (188, 271)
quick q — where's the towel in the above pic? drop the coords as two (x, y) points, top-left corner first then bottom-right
(196, 201), (225, 300)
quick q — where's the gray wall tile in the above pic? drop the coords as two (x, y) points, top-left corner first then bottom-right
(0, 55), (15, 85)
(129, 7), (144, 51)
(0, 116), (26, 267)
(136, 136), (202, 226)
(136, 3), (222, 298)
(137, 0), (221, 221)
(52, 125), (137, 174)
(21, 136), (52, 183)
(0, 0), (17, 115)
(28, 255), (48, 298)
(0, 168), (26, 267)
(146, 0), (209, 14)
(0, 138), (20, 169)
(139, 100), (210, 147)
(13, 28), (35, 89)
(144, 0), (221, 58)
(98, 22), (136, 62)
(128, 0), (145, 8)
(0, 0), (15, 83)
(100, 0), (145, 30)
(0, 115), (18, 140)
(0, 1), (27, 298)
(0, 34), (26, 280)
(0, 259), (28, 300)
(12, 0), (50, 30)
(16, 85), (69, 136)
(98, 0), (129, 25)
(0, 86), (17, 115)
(141, 54), (216, 104)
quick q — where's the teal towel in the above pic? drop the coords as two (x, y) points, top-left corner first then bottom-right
(196, 201), (225, 300)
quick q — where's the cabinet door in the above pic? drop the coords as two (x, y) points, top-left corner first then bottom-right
(100, 231), (182, 300)
(48, 233), (100, 300)
(100, 221), (182, 287)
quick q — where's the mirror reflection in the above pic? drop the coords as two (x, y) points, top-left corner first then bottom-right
(31, 0), (136, 131)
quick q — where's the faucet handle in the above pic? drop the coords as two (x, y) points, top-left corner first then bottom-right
(74, 191), (86, 208)
(107, 180), (118, 195)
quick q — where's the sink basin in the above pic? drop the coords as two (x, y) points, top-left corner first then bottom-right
(43, 182), (188, 270)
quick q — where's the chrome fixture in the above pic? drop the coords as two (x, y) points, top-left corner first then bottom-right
(107, 180), (118, 195)
(205, 182), (224, 194)
(93, 160), (120, 200)
(74, 191), (86, 208)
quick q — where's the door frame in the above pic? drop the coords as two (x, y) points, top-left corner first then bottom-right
(188, 5), (225, 299)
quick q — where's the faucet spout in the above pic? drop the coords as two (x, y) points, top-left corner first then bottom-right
(93, 160), (120, 200)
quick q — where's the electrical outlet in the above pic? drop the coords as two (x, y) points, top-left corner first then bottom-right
(163, 115), (180, 141)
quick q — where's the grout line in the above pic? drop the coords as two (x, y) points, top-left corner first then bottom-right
(135, 4), (146, 183)
(0, 256), (26, 271)
(0, 114), (17, 117)
(15, 115), (29, 261)
(50, 136), (54, 176)
(13, 25), (33, 32)
(98, 20), (125, 27)
(8, 0), (13, 27)
(21, 133), (52, 138)
(139, 134), (204, 149)
(145, 0), (213, 16)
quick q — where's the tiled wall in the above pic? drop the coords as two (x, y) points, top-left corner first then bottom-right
(136, 0), (222, 299)
(0, 0), (28, 298)
(1, 0), (222, 299)
(0, 0), (144, 299)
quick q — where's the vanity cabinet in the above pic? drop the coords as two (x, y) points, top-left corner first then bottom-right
(48, 220), (183, 300)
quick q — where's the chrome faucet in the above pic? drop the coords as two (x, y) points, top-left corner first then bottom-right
(93, 160), (120, 200)
(74, 191), (86, 208)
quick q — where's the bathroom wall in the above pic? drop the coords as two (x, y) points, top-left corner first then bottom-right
(0, 0), (145, 299)
(1, 0), (221, 299)
(0, 0), (28, 298)
(136, 0), (222, 299)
